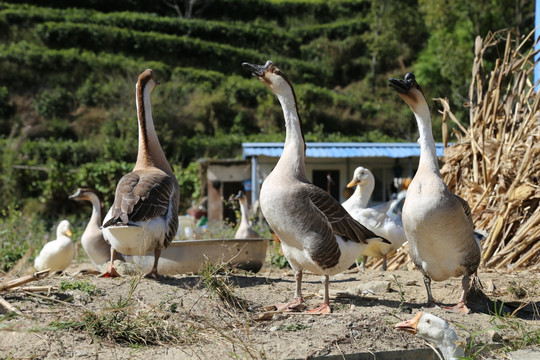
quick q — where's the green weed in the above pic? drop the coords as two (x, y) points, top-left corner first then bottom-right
(60, 280), (103, 296)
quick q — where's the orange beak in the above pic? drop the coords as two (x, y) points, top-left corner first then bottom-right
(65, 229), (73, 237)
(395, 311), (422, 334)
(346, 179), (358, 188)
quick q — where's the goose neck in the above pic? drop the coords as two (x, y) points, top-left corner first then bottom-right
(239, 200), (250, 225)
(438, 334), (464, 360)
(353, 183), (373, 208)
(88, 195), (102, 227)
(414, 106), (440, 175)
(135, 84), (173, 175)
(275, 91), (306, 179)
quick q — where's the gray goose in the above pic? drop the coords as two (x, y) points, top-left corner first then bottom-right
(69, 188), (123, 269)
(102, 69), (180, 279)
(389, 73), (480, 313)
(234, 190), (261, 239)
(243, 60), (389, 313)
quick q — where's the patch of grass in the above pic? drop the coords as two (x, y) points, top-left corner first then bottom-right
(51, 277), (199, 346)
(283, 323), (310, 331)
(507, 281), (527, 299)
(489, 301), (540, 353)
(60, 280), (103, 296)
(199, 261), (247, 310)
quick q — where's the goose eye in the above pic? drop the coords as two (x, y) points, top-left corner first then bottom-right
(426, 319), (431, 324)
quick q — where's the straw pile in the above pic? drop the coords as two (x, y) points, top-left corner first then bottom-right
(368, 29), (540, 271)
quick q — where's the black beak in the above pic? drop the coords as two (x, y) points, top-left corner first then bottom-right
(242, 60), (272, 77)
(234, 190), (243, 200)
(388, 72), (416, 94)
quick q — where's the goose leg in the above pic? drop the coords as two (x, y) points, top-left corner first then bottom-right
(275, 270), (305, 311)
(444, 274), (471, 314)
(308, 275), (331, 314)
(381, 254), (388, 271)
(100, 247), (120, 278)
(144, 248), (161, 279)
(356, 256), (367, 272)
(423, 274), (438, 308)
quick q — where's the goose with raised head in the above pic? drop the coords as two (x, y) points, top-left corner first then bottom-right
(342, 166), (407, 270)
(34, 220), (74, 273)
(102, 69), (179, 279)
(395, 311), (464, 360)
(234, 190), (261, 239)
(69, 188), (124, 269)
(389, 73), (480, 313)
(243, 60), (389, 314)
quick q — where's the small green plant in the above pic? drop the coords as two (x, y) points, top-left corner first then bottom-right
(270, 240), (290, 269)
(283, 323), (310, 331)
(60, 280), (103, 296)
(507, 281), (527, 299)
(392, 274), (406, 309)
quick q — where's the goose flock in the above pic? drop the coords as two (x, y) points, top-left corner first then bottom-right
(33, 67), (484, 356)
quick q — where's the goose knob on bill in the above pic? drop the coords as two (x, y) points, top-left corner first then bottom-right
(34, 220), (74, 273)
(342, 166), (407, 271)
(69, 188), (124, 270)
(242, 60), (390, 314)
(388, 73), (481, 313)
(101, 69), (180, 279)
(395, 311), (464, 360)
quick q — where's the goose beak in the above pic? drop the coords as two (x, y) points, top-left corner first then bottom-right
(234, 190), (243, 200)
(346, 179), (358, 188)
(242, 60), (272, 77)
(395, 311), (422, 334)
(388, 72), (416, 94)
(65, 229), (73, 237)
(68, 189), (81, 200)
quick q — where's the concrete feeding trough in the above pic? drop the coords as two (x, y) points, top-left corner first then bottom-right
(125, 238), (270, 275)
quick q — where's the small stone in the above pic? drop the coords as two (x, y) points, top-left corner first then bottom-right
(361, 281), (391, 294)
(486, 330), (503, 343)
(269, 325), (281, 332)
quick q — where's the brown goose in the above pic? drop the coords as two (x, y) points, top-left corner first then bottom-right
(234, 190), (261, 239)
(389, 73), (480, 313)
(69, 188), (123, 269)
(102, 69), (180, 279)
(243, 60), (389, 313)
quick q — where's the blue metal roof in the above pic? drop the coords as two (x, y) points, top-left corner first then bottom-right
(242, 142), (446, 158)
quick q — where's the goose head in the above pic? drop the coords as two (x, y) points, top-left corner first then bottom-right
(69, 188), (102, 206)
(242, 60), (293, 98)
(57, 220), (73, 238)
(347, 166), (375, 189)
(388, 73), (429, 117)
(137, 69), (159, 94)
(395, 311), (464, 360)
(234, 190), (247, 204)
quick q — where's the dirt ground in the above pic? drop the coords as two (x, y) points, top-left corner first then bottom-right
(1, 254), (539, 360)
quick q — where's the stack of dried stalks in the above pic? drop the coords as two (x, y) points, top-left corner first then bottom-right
(368, 29), (540, 271)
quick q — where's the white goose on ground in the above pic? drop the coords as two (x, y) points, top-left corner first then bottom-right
(389, 73), (480, 313)
(342, 166), (407, 270)
(69, 188), (123, 269)
(395, 311), (464, 360)
(34, 220), (74, 273)
(243, 60), (389, 314)
(102, 69), (180, 279)
(234, 190), (261, 239)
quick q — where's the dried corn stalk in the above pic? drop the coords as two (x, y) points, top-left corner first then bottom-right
(439, 29), (540, 270)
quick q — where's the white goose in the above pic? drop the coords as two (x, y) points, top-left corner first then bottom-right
(389, 73), (480, 313)
(69, 188), (123, 269)
(395, 311), (464, 360)
(342, 166), (407, 270)
(102, 69), (180, 279)
(234, 190), (261, 239)
(243, 60), (389, 314)
(34, 220), (74, 273)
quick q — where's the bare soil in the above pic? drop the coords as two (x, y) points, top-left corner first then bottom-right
(1, 258), (539, 360)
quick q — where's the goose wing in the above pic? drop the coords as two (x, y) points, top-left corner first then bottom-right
(454, 194), (473, 226)
(103, 169), (176, 227)
(304, 183), (385, 244)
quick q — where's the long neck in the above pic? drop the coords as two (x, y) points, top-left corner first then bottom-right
(353, 182), (374, 208)
(87, 194), (102, 227)
(275, 90), (307, 181)
(239, 200), (250, 225)
(134, 85), (173, 175)
(414, 102), (440, 176)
